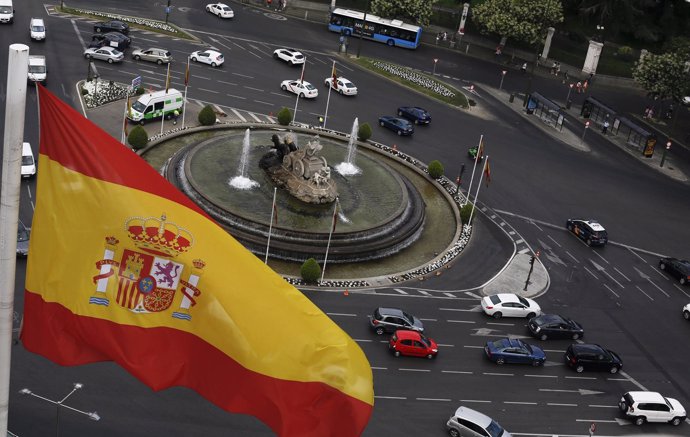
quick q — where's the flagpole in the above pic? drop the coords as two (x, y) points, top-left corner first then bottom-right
(182, 57), (190, 129)
(467, 156), (488, 226)
(160, 62), (171, 135)
(293, 61), (305, 124)
(323, 60), (335, 129)
(0, 43), (30, 437)
(264, 187), (277, 264)
(320, 197), (339, 283)
(463, 134), (483, 205)
(121, 89), (130, 144)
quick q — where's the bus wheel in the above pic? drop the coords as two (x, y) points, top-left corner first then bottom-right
(386, 39), (394, 47)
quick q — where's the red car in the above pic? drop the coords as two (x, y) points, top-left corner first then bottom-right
(389, 330), (438, 359)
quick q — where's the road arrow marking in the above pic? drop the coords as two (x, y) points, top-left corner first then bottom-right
(633, 266), (669, 297)
(540, 388), (604, 395)
(538, 239), (567, 267)
(590, 260), (624, 288)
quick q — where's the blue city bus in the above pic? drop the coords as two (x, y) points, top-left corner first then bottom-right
(328, 8), (422, 49)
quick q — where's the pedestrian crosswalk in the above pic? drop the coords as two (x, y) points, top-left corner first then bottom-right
(187, 98), (277, 124)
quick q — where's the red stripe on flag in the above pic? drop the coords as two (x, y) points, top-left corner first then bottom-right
(36, 85), (207, 218)
(21, 292), (372, 437)
(484, 157), (491, 186)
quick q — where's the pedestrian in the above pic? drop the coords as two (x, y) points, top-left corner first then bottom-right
(521, 62), (527, 74)
(495, 45), (502, 57)
(172, 109), (180, 125)
(562, 70), (569, 84)
(436, 33), (441, 45)
(582, 80), (589, 93)
(602, 119), (609, 134)
(551, 61), (558, 75)
(442, 32), (448, 41)
(555, 62), (561, 76)
(266, 0), (272, 8)
(576, 81), (582, 93)
(644, 106), (651, 118)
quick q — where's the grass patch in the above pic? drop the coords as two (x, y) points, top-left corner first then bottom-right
(57, 6), (195, 40)
(353, 57), (469, 108)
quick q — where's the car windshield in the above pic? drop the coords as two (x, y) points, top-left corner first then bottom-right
(0, 7), (11, 13)
(222, 6), (231, 11)
(419, 334), (431, 347)
(402, 311), (414, 322)
(517, 296), (530, 306)
(17, 226), (29, 242)
(305, 84), (315, 90)
(29, 65), (46, 73)
(32, 26), (45, 32)
(21, 155), (34, 166)
(131, 101), (146, 112)
(345, 83), (355, 88)
(486, 420), (505, 437)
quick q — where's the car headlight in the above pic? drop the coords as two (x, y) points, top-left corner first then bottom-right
(432, 349), (438, 353)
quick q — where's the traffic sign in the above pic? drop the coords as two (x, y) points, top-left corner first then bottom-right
(132, 75), (141, 89)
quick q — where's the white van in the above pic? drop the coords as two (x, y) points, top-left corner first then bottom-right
(0, 0), (14, 24)
(128, 89), (183, 124)
(30, 18), (45, 40)
(28, 55), (47, 83)
(21, 142), (36, 178)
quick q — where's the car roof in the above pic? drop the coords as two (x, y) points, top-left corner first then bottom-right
(394, 330), (421, 340)
(31, 18), (44, 24)
(570, 343), (605, 354)
(452, 406), (492, 427)
(492, 293), (520, 303)
(377, 307), (405, 317)
(572, 219), (605, 231)
(534, 314), (566, 324)
(625, 391), (666, 403)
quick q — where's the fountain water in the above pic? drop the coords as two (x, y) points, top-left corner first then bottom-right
(335, 118), (361, 176)
(229, 129), (259, 189)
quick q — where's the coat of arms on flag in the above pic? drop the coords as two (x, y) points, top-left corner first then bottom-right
(91, 213), (204, 321)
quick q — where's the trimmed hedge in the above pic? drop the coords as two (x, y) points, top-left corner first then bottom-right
(428, 160), (444, 178)
(127, 125), (149, 150)
(300, 258), (321, 283)
(198, 105), (216, 126)
(277, 107), (292, 125)
(358, 122), (372, 141)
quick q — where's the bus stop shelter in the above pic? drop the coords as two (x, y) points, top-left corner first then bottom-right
(526, 92), (565, 132)
(611, 116), (656, 157)
(580, 96), (616, 124)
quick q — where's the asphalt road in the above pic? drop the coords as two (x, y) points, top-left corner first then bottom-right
(2, 1), (690, 436)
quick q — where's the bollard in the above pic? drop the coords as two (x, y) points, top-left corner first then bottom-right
(509, 93), (515, 103)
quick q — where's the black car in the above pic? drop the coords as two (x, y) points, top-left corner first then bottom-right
(397, 106), (431, 125)
(528, 314), (584, 341)
(369, 307), (424, 335)
(659, 257), (690, 285)
(94, 20), (129, 35)
(566, 219), (608, 246)
(89, 32), (131, 50)
(16, 220), (30, 257)
(565, 343), (622, 374)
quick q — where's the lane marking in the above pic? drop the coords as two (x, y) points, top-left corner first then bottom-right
(602, 283), (619, 298)
(232, 72), (253, 78)
(394, 288), (408, 294)
(592, 250), (609, 264)
(254, 100), (273, 106)
(483, 372), (513, 376)
(243, 86), (264, 92)
(673, 284), (690, 298)
(437, 344), (454, 347)
(504, 401), (537, 405)
(564, 376), (597, 380)
(371, 366), (387, 370)
(440, 307), (477, 312)
(613, 267), (631, 281)
(548, 403), (577, 407)
(198, 88), (219, 93)
(635, 285), (654, 301)
(447, 320), (475, 323)
(249, 112), (262, 122)
(354, 339), (372, 342)
(459, 399), (491, 403)
(419, 318), (437, 321)
(583, 266), (598, 280)
(525, 374), (557, 378)
(566, 251), (579, 263)
(547, 235), (562, 247)
(375, 396), (406, 400)
(486, 322), (514, 326)
(230, 108), (246, 122)
(417, 397), (451, 401)
(442, 370), (473, 374)
(218, 80), (237, 86)
(399, 368), (431, 372)
(226, 93), (246, 100)
(444, 292), (456, 298)
(589, 405), (619, 408)
(326, 312), (357, 317)
(417, 290), (431, 296)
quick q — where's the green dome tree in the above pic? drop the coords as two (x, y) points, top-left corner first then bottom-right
(127, 125), (149, 150)
(300, 258), (321, 283)
(198, 105), (217, 126)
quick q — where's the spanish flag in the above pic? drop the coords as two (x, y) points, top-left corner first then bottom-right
(22, 85), (374, 437)
(484, 156), (491, 186)
(331, 61), (338, 91)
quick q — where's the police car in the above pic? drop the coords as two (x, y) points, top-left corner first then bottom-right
(566, 219), (608, 246)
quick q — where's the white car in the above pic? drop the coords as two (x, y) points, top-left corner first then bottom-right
(447, 406), (513, 437)
(273, 48), (305, 65)
(683, 303), (690, 320)
(190, 50), (224, 67)
(481, 293), (541, 319)
(619, 391), (686, 426)
(324, 76), (357, 96)
(83, 46), (124, 64)
(30, 18), (46, 41)
(21, 142), (36, 178)
(281, 80), (318, 99)
(206, 3), (234, 18)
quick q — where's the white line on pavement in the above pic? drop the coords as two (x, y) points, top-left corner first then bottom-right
(394, 288), (408, 294)
(198, 88), (220, 94)
(243, 86), (264, 92)
(592, 250), (609, 264)
(437, 344), (454, 347)
(547, 403), (577, 407)
(459, 399), (491, 403)
(374, 396), (406, 400)
(326, 312), (357, 316)
(232, 72), (253, 78)
(442, 370), (473, 374)
(635, 285), (654, 301)
(602, 283), (619, 298)
(418, 318), (437, 321)
(483, 372), (513, 376)
(547, 235), (562, 247)
(566, 251), (579, 263)
(417, 290), (431, 296)
(370, 366), (387, 370)
(399, 368), (431, 372)
(504, 401), (537, 405)
(583, 265), (598, 280)
(254, 100), (273, 106)
(226, 93), (246, 100)
(524, 374), (557, 378)
(613, 267), (631, 281)
(440, 307), (476, 312)
(248, 112), (262, 122)
(354, 339), (372, 342)
(463, 345), (484, 349)
(217, 80), (237, 86)
(575, 419), (618, 423)
(230, 108), (246, 122)
(417, 398), (452, 401)
(447, 320), (475, 323)
(486, 322), (514, 326)
(588, 405), (618, 408)
(444, 293), (456, 298)
(564, 376), (597, 380)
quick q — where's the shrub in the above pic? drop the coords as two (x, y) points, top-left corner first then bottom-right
(198, 105), (216, 126)
(127, 125), (149, 150)
(135, 87), (145, 95)
(460, 203), (474, 225)
(277, 107), (292, 125)
(468, 99), (477, 107)
(616, 46), (636, 62)
(300, 258), (321, 283)
(358, 122), (372, 141)
(428, 160), (444, 178)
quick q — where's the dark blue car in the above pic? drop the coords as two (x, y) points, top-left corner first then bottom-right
(378, 116), (414, 136)
(484, 338), (546, 366)
(397, 106), (431, 125)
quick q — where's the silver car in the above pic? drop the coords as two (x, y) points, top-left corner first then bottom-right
(447, 406), (512, 437)
(84, 46), (124, 64)
(132, 47), (172, 65)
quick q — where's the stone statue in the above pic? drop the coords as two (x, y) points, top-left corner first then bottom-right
(260, 133), (337, 204)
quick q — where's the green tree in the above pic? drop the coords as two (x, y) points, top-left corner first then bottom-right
(358, 122), (372, 141)
(472, 0), (564, 47)
(632, 51), (690, 103)
(370, 0), (437, 26)
(277, 107), (292, 126)
(428, 160), (444, 179)
(300, 258), (321, 283)
(198, 105), (216, 126)
(127, 125), (149, 150)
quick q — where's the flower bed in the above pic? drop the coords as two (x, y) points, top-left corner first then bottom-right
(81, 79), (132, 108)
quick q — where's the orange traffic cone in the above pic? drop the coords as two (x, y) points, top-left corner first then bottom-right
(343, 289), (349, 296)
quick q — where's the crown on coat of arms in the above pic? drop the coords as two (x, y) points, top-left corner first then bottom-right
(125, 214), (193, 258)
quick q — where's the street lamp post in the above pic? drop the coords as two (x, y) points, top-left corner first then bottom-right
(499, 70), (507, 90)
(566, 83), (574, 104)
(165, 0), (172, 25)
(356, 0), (371, 58)
(433, 58), (438, 76)
(660, 140), (671, 167)
(19, 383), (100, 437)
(581, 121), (590, 144)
